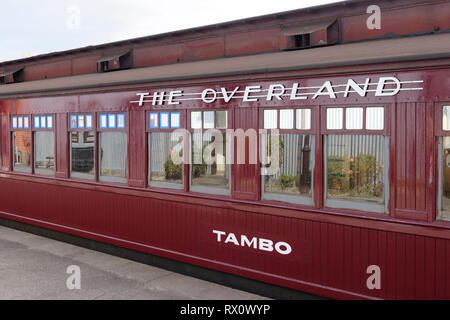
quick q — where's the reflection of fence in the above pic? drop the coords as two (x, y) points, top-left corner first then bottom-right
(327, 135), (384, 164)
(279, 134), (315, 177)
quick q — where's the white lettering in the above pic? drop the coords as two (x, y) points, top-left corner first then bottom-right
(221, 86), (240, 103)
(202, 88), (217, 103)
(152, 91), (165, 105)
(168, 90), (182, 105)
(274, 241), (292, 255)
(224, 233), (240, 246)
(258, 238), (273, 252)
(344, 78), (370, 97)
(290, 83), (307, 100)
(266, 84), (285, 101)
(135, 92), (149, 107)
(243, 85), (261, 102)
(375, 76), (401, 96)
(312, 81), (336, 99)
(241, 235), (257, 248)
(213, 230), (226, 242)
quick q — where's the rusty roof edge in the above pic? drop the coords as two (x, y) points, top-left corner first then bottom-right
(0, 0), (369, 66)
(0, 32), (449, 98)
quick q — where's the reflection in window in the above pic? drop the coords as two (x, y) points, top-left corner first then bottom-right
(191, 112), (202, 129)
(263, 134), (314, 204)
(296, 109), (311, 130)
(215, 111), (227, 129)
(191, 132), (229, 193)
(70, 131), (95, 180)
(326, 108), (343, 129)
(346, 108), (363, 130)
(440, 137), (450, 221)
(366, 107), (384, 130)
(99, 132), (127, 183)
(443, 106), (450, 131)
(264, 110), (277, 129)
(34, 131), (55, 176)
(13, 131), (32, 173)
(280, 109), (294, 129)
(149, 132), (183, 188)
(327, 135), (385, 206)
(203, 111), (214, 129)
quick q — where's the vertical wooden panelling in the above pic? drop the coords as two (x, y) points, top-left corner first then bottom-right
(128, 109), (146, 187)
(55, 113), (69, 178)
(1, 111), (11, 171)
(232, 107), (259, 200)
(394, 102), (429, 220)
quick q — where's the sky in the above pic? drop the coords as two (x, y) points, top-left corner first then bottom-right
(0, 0), (342, 63)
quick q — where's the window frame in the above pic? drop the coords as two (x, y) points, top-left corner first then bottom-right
(10, 114), (33, 174)
(435, 102), (450, 221)
(320, 105), (388, 135)
(32, 114), (56, 177)
(97, 111), (129, 184)
(187, 108), (233, 196)
(68, 113), (97, 181)
(146, 109), (186, 190)
(321, 104), (390, 214)
(259, 106), (316, 206)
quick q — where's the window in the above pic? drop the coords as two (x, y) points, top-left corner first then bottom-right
(98, 113), (127, 183)
(189, 110), (230, 195)
(323, 106), (388, 214)
(33, 115), (55, 176)
(69, 114), (95, 180)
(261, 108), (314, 205)
(11, 115), (31, 173)
(147, 111), (184, 189)
(438, 106), (450, 221)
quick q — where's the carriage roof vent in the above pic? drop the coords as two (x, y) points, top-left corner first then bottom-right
(279, 18), (339, 50)
(0, 67), (24, 85)
(96, 50), (132, 72)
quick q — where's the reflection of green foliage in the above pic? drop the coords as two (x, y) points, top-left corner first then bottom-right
(266, 135), (284, 167)
(164, 154), (182, 180)
(328, 154), (384, 199)
(279, 174), (295, 190)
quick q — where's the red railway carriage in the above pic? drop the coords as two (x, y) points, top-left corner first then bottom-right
(0, 0), (450, 299)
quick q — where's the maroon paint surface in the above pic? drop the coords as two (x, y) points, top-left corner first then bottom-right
(0, 66), (449, 299)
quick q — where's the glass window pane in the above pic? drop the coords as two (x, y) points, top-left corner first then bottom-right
(34, 131), (55, 176)
(70, 131), (95, 180)
(191, 111), (202, 129)
(327, 134), (385, 205)
(215, 111), (227, 129)
(366, 107), (384, 130)
(149, 132), (183, 187)
(346, 108), (363, 130)
(191, 132), (229, 191)
(296, 109), (311, 130)
(203, 111), (214, 129)
(280, 109), (294, 129)
(264, 110), (277, 129)
(12, 131), (32, 173)
(171, 112), (181, 128)
(263, 134), (314, 199)
(149, 113), (158, 128)
(443, 106), (450, 131)
(326, 108), (343, 130)
(160, 113), (169, 128)
(99, 132), (127, 183)
(441, 137), (450, 220)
